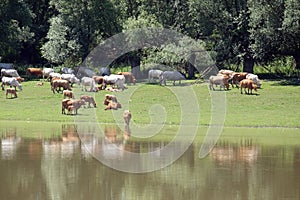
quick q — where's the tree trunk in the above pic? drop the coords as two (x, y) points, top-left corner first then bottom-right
(293, 51), (300, 70)
(242, 55), (254, 73)
(187, 53), (196, 79)
(129, 54), (141, 79)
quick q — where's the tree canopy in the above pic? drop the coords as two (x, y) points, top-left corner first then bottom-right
(0, 0), (299, 73)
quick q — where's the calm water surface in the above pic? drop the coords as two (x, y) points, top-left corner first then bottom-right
(0, 122), (300, 200)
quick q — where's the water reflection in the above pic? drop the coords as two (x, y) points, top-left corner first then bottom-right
(0, 124), (300, 200)
(211, 140), (258, 165)
(1, 128), (21, 160)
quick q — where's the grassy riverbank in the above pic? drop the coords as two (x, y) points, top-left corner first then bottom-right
(0, 79), (299, 128)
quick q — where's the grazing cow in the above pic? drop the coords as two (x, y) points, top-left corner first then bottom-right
(61, 73), (80, 87)
(26, 68), (43, 78)
(123, 110), (132, 126)
(6, 88), (17, 98)
(160, 71), (186, 86)
(42, 68), (54, 80)
(1, 69), (20, 77)
(81, 77), (98, 92)
(117, 72), (136, 85)
(240, 79), (257, 94)
(246, 73), (261, 88)
(15, 77), (24, 83)
(1, 77), (22, 91)
(62, 99), (85, 115)
(209, 75), (229, 90)
(148, 69), (163, 83)
(103, 74), (126, 90)
(63, 90), (74, 99)
(231, 72), (248, 88)
(51, 79), (71, 93)
(61, 67), (74, 74)
(80, 95), (96, 107)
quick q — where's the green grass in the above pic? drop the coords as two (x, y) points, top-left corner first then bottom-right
(0, 79), (299, 128)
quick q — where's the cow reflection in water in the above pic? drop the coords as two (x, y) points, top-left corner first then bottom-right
(211, 140), (258, 165)
(42, 124), (80, 159)
(1, 130), (21, 160)
(79, 127), (134, 160)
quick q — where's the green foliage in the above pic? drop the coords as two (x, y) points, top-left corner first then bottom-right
(0, 0), (34, 62)
(0, 0), (300, 72)
(41, 0), (120, 66)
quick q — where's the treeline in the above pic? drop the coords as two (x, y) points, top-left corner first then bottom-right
(0, 0), (299, 74)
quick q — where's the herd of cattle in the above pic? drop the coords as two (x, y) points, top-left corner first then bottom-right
(209, 69), (261, 94)
(1, 66), (262, 114)
(0, 66), (137, 115)
(148, 68), (262, 94)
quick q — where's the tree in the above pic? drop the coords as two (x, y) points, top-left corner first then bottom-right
(0, 0), (33, 62)
(41, 0), (120, 66)
(249, 0), (300, 69)
(122, 12), (164, 78)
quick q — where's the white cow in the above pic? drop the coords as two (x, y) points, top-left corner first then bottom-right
(61, 73), (80, 86)
(42, 68), (54, 80)
(148, 69), (163, 83)
(49, 72), (62, 80)
(1, 69), (20, 77)
(81, 77), (98, 92)
(209, 75), (229, 90)
(1, 77), (22, 91)
(246, 73), (261, 88)
(103, 74), (126, 90)
(160, 71), (186, 86)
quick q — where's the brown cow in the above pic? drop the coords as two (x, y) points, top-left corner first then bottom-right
(26, 68), (43, 78)
(62, 99), (85, 115)
(51, 79), (71, 93)
(232, 72), (248, 88)
(80, 95), (96, 107)
(63, 90), (74, 99)
(117, 72), (136, 85)
(15, 76), (24, 83)
(240, 79), (257, 94)
(92, 75), (104, 84)
(105, 101), (122, 110)
(6, 88), (17, 98)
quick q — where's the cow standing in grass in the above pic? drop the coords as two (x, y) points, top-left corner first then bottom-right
(1, 77), (22, 91)
(209, 75), (229, 90)
(148, 69), (163, 83)
(80, 95), (96, 108)
(1, 69), (20, 77)
(81, 77), (98, 92)
(26, 68), (43, 78)
(240, 79), (257, 94)
(62, 99), (85, 115)
(160, 71), (186, 86)
(6, 88), (17, 98)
